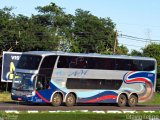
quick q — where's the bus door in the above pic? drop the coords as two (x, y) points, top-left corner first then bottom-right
(36, 56), (57, 91)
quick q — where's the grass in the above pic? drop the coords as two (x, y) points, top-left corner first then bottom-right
(0, 92), (12, 102)
(0, 112), (160, 120)
(140, 93), (160, 105)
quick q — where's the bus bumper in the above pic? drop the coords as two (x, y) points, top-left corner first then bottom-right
(11, 95), (33, 102)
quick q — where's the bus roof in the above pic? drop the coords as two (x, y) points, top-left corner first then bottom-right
(23, 51), (156, 61)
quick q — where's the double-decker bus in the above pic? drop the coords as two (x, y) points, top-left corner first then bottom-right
(11, 51), (157, 107)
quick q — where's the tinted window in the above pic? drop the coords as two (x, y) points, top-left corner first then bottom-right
(57, 56), (155, 71)
(93, 58), (115, 70)
(142, 60), (155, 71)
(38, 55), (57, 81)
(40, 56), (57, 69)
(66, 78), (123, 90)
(17, 54), (42, 70)
(58, 56), (87, 69)
(115, 59), (130, 70)
(58, 56), (115, 70)
(130, 60), (155, 71)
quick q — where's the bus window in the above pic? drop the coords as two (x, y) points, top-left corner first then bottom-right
(57, 56), (69, 68)
(58, 56), (87, 69)
(130, 60), (143, 71)
(85, 57), (95, 69)
(75, 57), (87, 68)
(37, 55), (57, 90)
(66, 78), (123, 90)
(115, 59), (130, 70)
(93, 58), (115, 70)
(17, 54), (42, 70)
(142, 60), (155, 71)
(36, 75), (50, 90)
(104, 58), (115, 70)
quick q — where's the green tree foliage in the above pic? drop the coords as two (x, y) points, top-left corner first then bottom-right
(116, 45), (128, 55)
(71, 9), (116, 53)
(130, 49), (142, 56)
(34, 3), (75, 51)
(0, 3), (117, 54)
(143, 43), (160, 86)
(0, 7), (17, 52)
(143, 43), (160, 74)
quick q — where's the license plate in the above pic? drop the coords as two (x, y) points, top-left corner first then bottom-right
(18, 98), (22, 101)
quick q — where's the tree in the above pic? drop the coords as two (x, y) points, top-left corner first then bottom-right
(143, 43), (160, 74)
(71, 9), (116, 53)
(116, 45), (128, 55)
(34, 2), (74, 51)
(0, 3), (117, 54)
(130, 50), (142, 56)
(143, 43), (160, 61)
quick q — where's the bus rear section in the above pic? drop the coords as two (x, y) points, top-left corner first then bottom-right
(51, 56), (157, 107)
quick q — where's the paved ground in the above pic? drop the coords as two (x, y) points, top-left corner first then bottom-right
(0, 102), (160, 111)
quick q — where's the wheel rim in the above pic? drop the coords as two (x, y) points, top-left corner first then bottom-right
(120, 97), (125, 105)
(130, 97), (136, 105)
(53, 94), (61, 105)
(67, 95), (74, 104)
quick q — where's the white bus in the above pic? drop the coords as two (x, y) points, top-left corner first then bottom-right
(11, 51), (157, 107)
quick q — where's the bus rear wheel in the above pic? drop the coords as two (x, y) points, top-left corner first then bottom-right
(117, 94), (127, 107)
(65, 93), (76, 107)
(128, 95), (138, 107)
(51, 93), (62, 107)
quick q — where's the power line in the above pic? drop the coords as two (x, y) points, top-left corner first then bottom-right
(120, 36), (148, 43)
(119, 34), (160, 42)
(119, 43), (144, 48)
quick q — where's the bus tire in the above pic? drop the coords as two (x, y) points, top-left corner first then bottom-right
(51, 93), (62, 107)
(117, 94), (127, 107)
(127, 95), (138, 107)
(65, 93), (76, 107)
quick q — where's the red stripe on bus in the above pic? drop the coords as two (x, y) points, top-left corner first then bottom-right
(36, 91), (50, 103)
(126, 78), (153, 100)
(86, 95), (117, 103)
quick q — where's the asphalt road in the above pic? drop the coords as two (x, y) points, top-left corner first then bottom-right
(0, 102), (160, 111)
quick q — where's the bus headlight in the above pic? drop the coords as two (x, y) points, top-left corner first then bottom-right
(11, 92), (15, 95)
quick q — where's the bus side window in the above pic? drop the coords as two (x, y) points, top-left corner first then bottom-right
(69, 57), (76, 68)
(130, 60), (142, 71)
(142, 60), (155, 71)
(58, 56), (68, 68)
(76, 57), (87, 69)
(86, 57), (94, 69)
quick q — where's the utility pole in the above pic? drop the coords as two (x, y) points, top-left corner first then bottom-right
(145, 29), (151, 46)
(113, 30), (118, 54)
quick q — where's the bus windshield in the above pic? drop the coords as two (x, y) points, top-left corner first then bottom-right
(12, 73), (35, 91)
(17, 54), (42, 70)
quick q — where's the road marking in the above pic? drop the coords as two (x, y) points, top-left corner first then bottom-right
(107, 110), (122, 113)
(5, 110), (19, 114)
(49, 111), (58, 113)
(27, 111), (39, 113)
(143, 111), (155, 113)
(92, 111), (105, 114)
(80, 110), (89, 112)
(122, 110), (136, 113)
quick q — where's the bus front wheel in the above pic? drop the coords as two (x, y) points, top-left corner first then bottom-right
(65, 93), (76, 107)
(117, 94), (127, 107)
(51, 93), (62, 107)
(127, 95), (138, 107)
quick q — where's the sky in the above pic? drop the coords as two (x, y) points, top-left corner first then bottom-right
(0, 0), (160, 52)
